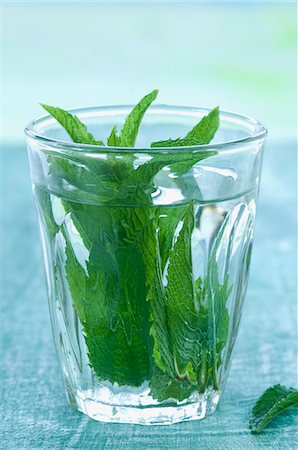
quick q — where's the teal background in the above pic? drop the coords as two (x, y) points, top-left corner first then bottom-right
(3, 2), (297, 141)
(1, 2), (297, 449)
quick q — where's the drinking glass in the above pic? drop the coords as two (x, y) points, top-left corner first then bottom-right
(25, 105), (267, 424)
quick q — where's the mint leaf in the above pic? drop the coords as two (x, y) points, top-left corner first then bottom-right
(151, 137), (203, 148)
(204, 265), (231, 390)
(135, 209), (175, 377)
(107, 125), (121, 146)
(249, 385), (298, 434)
(157, 205), (188, 272)
(151, 106), (219, 148)
(149, 107), (219, 177)
(86, 228), (152, 386)
(186, 106), (219, 143)
(40, 103), (103, 145)
(47, 155), (122, 204)
(119, 89), (158, 147)
(150, 366), (195, 402)
(149, 201), (232, 401)
(165, 202), (198, 378)
(196, 212), (232, 391)
(149, 203), (198, 400)
(130, 150), (215, 188)
(62, 204), (152, 386)
(195, 277), (209, 392)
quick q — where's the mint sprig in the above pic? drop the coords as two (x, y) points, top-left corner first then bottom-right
(38, 91), (227, 402)
(40, 103), (104, 145)
(249, 385), (298, 434)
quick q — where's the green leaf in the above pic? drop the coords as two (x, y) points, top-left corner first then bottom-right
(157, 205), (188, 272)
(196, 212), (232, 391)
(40, 103), (103, 145)
(186, 106), (219, 144)
(149, 107), (219, 177)
(150, 137), (203, 148)
(249, 385), (298, 434)
(137, 212), (175, 377)
(119, 89), (158, 147)
(86, 238), (152, 386)
(48, 156), (119, 203)
(107, 125), (121, 146)
(150, 203), (225, 402)
(109, 147), (215, 206)
(45, 146), (134, 206)
(170, 150), (216, 177)
(62, 205), (153, 386)
(205, 268), (231, 390)
(165, 202), (198, 378)
(195, 277), (209, 392)
(150, 366), (196, 402)
(151, 106), (219, 148)
(130, 149), (216, 189)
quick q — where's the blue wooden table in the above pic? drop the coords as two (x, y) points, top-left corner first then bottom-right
(1, 140), (297, 449)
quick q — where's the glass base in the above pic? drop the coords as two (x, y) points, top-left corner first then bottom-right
(68, 386), (220, 425)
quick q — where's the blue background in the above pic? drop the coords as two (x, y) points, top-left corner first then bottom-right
(1, 2), (297, 449)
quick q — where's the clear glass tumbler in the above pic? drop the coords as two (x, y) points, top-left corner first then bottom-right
(25, 105), (267, 425)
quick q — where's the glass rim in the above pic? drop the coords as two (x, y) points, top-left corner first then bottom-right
(24, 104), (268, 154)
